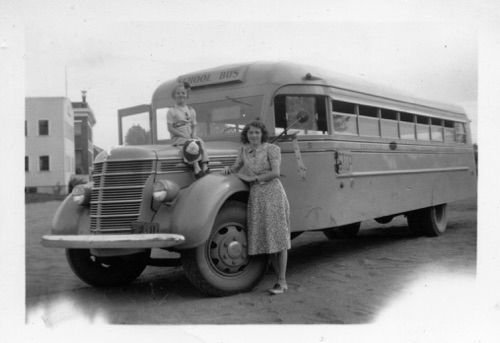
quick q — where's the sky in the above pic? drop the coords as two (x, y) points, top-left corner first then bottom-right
(3, 0), (500, 341)
(21, 1), (482, 149)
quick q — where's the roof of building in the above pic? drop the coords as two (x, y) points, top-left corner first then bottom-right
(72, 102), (97, 126)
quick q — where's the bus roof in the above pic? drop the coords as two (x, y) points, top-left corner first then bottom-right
(152, 60), (466, 117)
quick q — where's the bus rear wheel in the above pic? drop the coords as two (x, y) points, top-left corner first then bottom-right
(406, 204), (448, 237)
(66, 249), (148, 287)
(323, 222), (361, 239)
(181, 201), (268, 297)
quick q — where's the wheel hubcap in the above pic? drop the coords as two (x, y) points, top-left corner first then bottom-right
(227, 241), (243, 259)
(208, 223), (250, 275)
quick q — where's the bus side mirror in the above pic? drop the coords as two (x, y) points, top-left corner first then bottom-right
(271, 110), (310, 143)
(296, 111), (309, 124)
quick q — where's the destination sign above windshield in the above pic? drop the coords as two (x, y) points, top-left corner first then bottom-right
(178, 65), (247, 88)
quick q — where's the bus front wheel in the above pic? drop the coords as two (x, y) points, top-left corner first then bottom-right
(181, 201), (268, 297)
(323, 222), (361, 239)
(406, 204), (448, 237)
(66, 249), (148, 287)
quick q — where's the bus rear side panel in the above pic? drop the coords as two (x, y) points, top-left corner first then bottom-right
(279, 139), (476, 233)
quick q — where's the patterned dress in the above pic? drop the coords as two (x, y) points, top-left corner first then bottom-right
(233, 143), (291, 255)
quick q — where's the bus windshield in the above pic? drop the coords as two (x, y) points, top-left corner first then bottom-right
(156, 95), (263, 143)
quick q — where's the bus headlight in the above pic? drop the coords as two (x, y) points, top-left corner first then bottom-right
(72, 185), (91, 206)
(152, 180), (180, 203)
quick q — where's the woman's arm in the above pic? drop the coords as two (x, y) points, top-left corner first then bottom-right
(251, 164), (280, 183)
(190, 108), (198, 139)
(221, 146), (245, 175)
(191, 122), (198, 139)
(167, 123), (191, 138)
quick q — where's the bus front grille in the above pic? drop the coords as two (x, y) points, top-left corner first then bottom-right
(90, 160), (155, 233)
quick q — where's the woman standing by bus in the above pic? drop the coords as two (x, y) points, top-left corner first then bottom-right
(222, 121), (291, 295)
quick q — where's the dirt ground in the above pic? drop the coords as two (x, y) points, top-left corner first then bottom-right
(20, 196), (499, 340)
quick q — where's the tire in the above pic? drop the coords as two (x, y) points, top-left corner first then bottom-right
(406, 204), (448, 237)
(323, 222), (361, 239)
(181, 200), (268, 297)
(66, 249), (148, 287)
(291, 231), (304, 240)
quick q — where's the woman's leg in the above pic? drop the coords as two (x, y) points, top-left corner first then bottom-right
(198, 139), (210, 172)
(276, 249), (288, 284)
(269, 253), (278, 281)
(268, 249), (288, 294)
(193, 162), (201, 174)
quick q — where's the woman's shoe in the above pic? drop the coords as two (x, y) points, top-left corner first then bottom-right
(268, 282), (288, 295)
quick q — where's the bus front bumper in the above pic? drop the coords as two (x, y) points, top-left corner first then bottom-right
(41, 233), (185, 249)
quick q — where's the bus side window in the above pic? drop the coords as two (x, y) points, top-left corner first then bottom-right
(274, 96), (288, 132)
(358, 105), (379, 137)
(316, 98), (328, 133)
(274, 95), (328, 135)
(381, 109), (399, 138)
(332, 100), (358, 136)
(455, 122), (466, 143)
(416, 115), (431, 141)
(400, 112), (416, 140)
(431, 118), (444, 141)
(444, 120), (455, 142)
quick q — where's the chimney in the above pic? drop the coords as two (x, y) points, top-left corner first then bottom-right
(82, 90), (87, 104)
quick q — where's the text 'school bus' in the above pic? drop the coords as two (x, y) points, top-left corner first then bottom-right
(42, 61), (477, 296)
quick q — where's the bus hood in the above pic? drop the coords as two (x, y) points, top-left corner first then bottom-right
(95, 141), (241, 163)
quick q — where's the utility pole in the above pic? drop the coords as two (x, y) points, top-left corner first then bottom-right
(65, 66), (68, 98)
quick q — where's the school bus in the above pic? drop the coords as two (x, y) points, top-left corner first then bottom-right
(42, 61), (477, 296)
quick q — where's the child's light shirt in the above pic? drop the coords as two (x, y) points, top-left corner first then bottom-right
(167, 105), (197, 145)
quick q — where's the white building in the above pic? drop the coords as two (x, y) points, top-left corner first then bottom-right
(25, 97), (75, 194)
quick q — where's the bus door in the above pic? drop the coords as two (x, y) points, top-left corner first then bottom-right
(273, 94), (338, 232)
(118, 104), (153, 145)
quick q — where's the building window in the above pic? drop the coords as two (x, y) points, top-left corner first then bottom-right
(25, 156), (29, 171)
(75, 150), (82, 165)
(38, 120), (49, 135)
(75, 150), (83, 174)
(40, 156), (50, 171)
(75, 121), (82, 135)
(65, 121), (74, 140)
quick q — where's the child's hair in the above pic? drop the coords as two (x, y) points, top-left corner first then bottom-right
(240, 120), (269, 144)
(171, 82), (191, 98)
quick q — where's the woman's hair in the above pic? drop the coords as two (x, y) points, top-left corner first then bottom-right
(240, 120), (269, 144)
(171, 82), (191, 99)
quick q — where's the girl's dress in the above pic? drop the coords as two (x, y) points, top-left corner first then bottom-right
(167, 105), (209, 164)
(233, 143), (291, 255)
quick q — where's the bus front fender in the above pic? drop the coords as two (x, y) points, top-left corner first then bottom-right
(158, 173), (249, 249)
(50, 194), (91, 235)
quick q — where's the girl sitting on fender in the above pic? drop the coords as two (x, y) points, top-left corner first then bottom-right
(167, 82), (210, 179)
